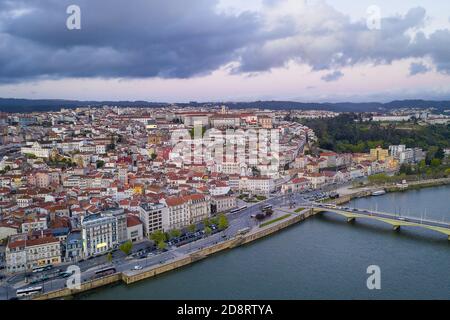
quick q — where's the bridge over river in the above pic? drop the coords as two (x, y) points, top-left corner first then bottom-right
(307, 204), (450, 240)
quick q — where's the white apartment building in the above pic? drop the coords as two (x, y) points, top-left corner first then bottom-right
(210, 115), (241, 128)
(215, 161), (249, 176)
(185, 194), (211, 224)
(372, 115), (412, 122)
(5, 235), (27, 273)
(81, 213), (118, 258)
(239, 177), (275, 196)
(389, 145), (406, 158)
(211, 195), (237, 214)
(16, 195), (33, 208)
(6, 234), (61, 273)
(390, 145), (426, 164)
(21, 142), (52, 158)
(21, 217), (48, 233)
(138, 203), (168, 235)
(303, 173), (326, 189)
(25, 237), (61, 270)
(161, 197), (190, 230)
(159, 194), (209, 230)
(95, 144), (107, 155)
(101, 208), (128, 244)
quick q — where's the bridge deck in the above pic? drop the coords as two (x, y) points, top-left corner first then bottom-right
(311, 206), (450, 239)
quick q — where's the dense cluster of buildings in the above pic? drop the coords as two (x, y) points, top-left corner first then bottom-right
(0, 106), (427, 274)
(0, 106), (313, 273)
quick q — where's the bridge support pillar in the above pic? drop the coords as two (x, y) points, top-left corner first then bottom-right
(347, 217), (355, 223)
(393, 225), (401, 231)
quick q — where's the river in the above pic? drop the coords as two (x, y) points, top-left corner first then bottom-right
(79, 185), (450, 300)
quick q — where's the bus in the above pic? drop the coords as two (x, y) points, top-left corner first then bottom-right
(32, 264), (53, 273)
(16, 286), (43, 298)
(94, 267), (116, 278)
(230, 206), (248, 214)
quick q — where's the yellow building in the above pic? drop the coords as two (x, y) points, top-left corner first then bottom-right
(370, 146), (389, 161)
(133, 185), (144, 195)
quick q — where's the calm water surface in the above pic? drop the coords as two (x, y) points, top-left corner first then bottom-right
(80, 186), (450, 300)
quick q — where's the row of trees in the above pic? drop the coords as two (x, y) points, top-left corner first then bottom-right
(106, 240), (134, 263)
(148, 214), (229, 250)
(103, 214), (231, 263)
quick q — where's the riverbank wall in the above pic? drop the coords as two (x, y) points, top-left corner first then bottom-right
(33, 208), (316, 300)
(385, 178), (450, 193)
(33, 178), (450, 300)
(336, 178), (450, 205)
(32, 273), (122, 300)
(122, 210), (315, 284)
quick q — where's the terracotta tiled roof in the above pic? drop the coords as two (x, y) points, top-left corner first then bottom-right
(127, 215), (142, 228)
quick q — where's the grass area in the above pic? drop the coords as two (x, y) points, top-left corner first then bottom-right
(294, 208), (305, 213)
(238, 194), (267, 203)
(260, 214), (291, 228)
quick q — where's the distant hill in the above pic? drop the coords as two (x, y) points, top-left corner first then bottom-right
(0, 98), (168, 113)
(0, 98), (449, 113)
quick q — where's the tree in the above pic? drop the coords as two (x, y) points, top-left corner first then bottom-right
(169, 229), (181, 239)
(399, 164), (413, 175)
(418, 160), (427, 172)
(204, 226), (212, 236)
(151, 153), (157, 160)
(119, 241), (133, 256)
(368, 173), (391, 184)
(210, 216), (219, 226)
(218, 214), (229, 230)
(119, 241), (133, 255)
(149, 230), (166, 243)
(157, 241), (167, 251)
(203, 218), (211, 227)
(106, 252), (113, 263)
(431, 158), (441, 168)
(96, 160), (105, 169)
(435, 148), (445, 160)
(188, 224), (196, 233)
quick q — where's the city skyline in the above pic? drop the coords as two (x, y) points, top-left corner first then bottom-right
(1, 0), (450, 103)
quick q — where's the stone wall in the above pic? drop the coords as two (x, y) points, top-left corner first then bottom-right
(35, 209), (316, 299)
(33, 273), (121, 300)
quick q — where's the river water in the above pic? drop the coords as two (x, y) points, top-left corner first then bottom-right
(80, 186), (450, 300)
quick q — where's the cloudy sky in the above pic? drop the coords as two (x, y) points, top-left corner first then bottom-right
(1, 0), (450, 102)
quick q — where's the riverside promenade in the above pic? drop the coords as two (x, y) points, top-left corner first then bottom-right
(33, 207), (314, 300)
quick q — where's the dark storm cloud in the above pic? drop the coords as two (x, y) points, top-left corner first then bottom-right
(409, 62), (430, 75)
(321, 71), (343, 82)
(0, 0), (272, 82)
(1, 1), (450, 83)
(236, 6), (450, 76)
